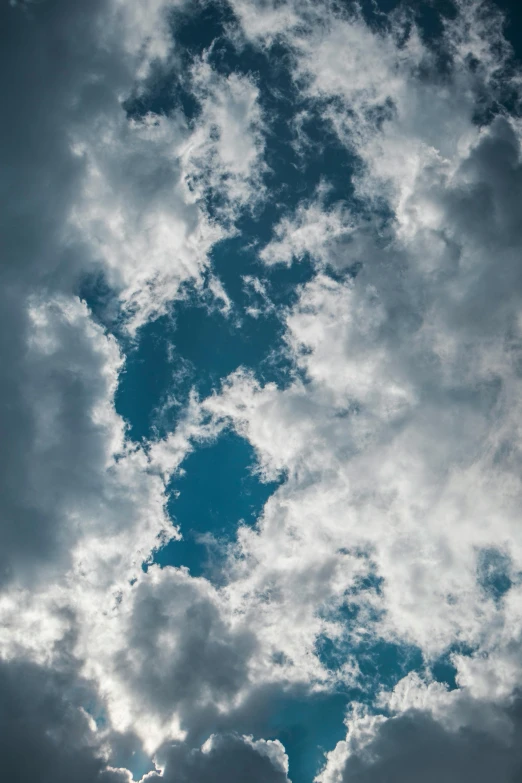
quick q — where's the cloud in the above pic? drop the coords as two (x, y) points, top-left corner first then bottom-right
(0, 0), (198, 587)
(85, 566), (258, 752)
(72, 110), (225, 331)
(0, 289), (179, 595)
(317, 696), (522, 783)
(147, 733), (290, 783)
(227, 0), (306, 44)
(0, 656), (132, 783)
(185, 57), (267, 214)
(260, 189), (356, 269)
(0, 647), (278, 783)
(73, 55), (267, 330)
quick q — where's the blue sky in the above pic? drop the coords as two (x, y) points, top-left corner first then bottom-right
(4, 1), (522, 782)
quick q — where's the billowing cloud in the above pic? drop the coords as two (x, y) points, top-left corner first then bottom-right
(0, 657), (131, 783)
(318, 705), (522, 783)
(148, 733), (290, 783)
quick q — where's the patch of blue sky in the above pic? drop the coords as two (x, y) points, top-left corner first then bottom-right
(124, 2), (233, 123)
(112, 246), (317, 442)
(254, 641), (458, 783)
(498, 0), (522, 57)
(477, 547), (513, 604)
(315, 590), (424, 695)
(125, 750), (155, 783)
(311, 627), (462, 754)
(431, 655), (459, 691)
(114, 290), (290, 442)
(356, 0), (457, 40)
(130, 0), (360, 215)
(153, 431), (281, 578)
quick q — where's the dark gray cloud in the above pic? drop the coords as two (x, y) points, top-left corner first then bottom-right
(0, 0), (125, 288)
(0, 0), (224, 589)
(0, 657), (129, 783)
(148, 733), (289, 783)
(114, 568), (258, 727)
(0, 0), (130, 587)
(0, 617), (253, 783)
(331, 707), (522, 783)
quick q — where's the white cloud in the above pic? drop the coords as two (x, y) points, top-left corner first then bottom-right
(260, 192), (355, 268)
(227, 0), (305, 44)
(71, 110), (222, 331)
(72, 55), (267, 332)
(185, 58), (267, 212)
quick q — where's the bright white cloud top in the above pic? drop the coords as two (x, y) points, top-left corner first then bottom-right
(3, 0), (522, 781)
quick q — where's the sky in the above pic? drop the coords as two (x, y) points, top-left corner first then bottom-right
(5, 0), (522, 781)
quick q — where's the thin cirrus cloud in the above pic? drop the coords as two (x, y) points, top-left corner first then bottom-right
(3, 1), (522, 782)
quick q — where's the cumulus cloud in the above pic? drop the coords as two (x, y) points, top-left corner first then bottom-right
(260, 190), (355, 269)
(79, 566), (258, 752)
(0, 0), (195, 587)
(184, 57), (267, 213)
(317, 704), (522, 783)
(147, 733), (290, 783)
(0, 293), (165, 588)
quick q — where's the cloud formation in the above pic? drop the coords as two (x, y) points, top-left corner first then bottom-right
(6, 0), (522, 781)
(147, 733), (290, 783)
